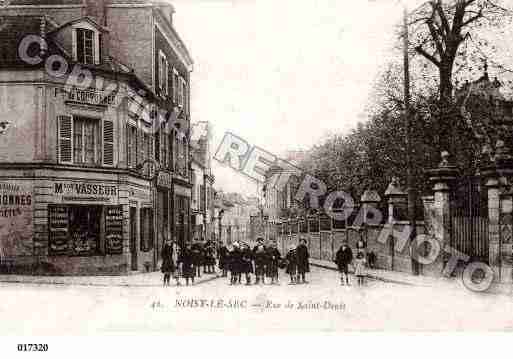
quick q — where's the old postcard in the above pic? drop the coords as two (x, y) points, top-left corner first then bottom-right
(1, 0), (513, 349)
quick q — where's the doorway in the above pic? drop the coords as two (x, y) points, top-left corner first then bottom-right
(130, 207), (138, 271)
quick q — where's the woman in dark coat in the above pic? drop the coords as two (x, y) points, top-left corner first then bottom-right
(285, 245), (298, 285)
(178, 242), (195, 286)
(191, 239), (203, 278)
(161, 239), (176, 286)
(240, 244), (254, 285)
(265, 242), (281, 285)
(218, 242), (229, 277)
(296, 238), (310, 284)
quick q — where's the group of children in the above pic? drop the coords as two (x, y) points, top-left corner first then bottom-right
(218, 238), (311, 285)
(334, 239), (371, 286)
(161, 235), (373, 288)
(160, 238), (217, 286)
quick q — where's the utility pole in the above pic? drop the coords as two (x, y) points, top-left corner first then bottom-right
(403, 5), (418, 275)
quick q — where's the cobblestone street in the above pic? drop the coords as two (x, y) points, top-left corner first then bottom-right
(1, 266), (513, 334)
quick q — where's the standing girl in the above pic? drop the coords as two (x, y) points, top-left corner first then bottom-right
(285, 245), (297, 285)
(354, 251), (367, 286)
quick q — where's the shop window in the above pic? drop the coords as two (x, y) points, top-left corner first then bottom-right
(140, 208), (154, 252)
(48, 205), (103, 256)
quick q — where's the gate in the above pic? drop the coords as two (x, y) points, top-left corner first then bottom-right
(450, 176), (489, 263)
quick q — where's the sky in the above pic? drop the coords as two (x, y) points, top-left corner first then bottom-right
(169, 0), (411, 195)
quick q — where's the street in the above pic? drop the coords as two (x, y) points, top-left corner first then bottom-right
(1, 266), (513, 334)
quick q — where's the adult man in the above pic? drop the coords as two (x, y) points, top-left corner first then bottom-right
(335, 242), (353, 286)
(296, 238), (310, 284)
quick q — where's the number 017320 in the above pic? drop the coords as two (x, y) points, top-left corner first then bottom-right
(17, 344), (48, 352)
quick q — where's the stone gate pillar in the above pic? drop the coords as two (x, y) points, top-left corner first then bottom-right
(427, 151), (459, 275)
(482, 140), (513, 282)
(384, 177), (406, 223)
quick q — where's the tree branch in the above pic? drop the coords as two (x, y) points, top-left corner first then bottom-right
(415, 45), (441, 67)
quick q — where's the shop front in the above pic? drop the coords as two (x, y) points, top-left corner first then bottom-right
(41, 176), (128, 274)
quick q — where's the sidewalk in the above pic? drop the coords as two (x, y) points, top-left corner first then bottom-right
(310, 258), (513, 296)
(0, 271), (222, 287)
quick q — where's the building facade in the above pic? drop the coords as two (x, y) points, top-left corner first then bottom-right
(0, 0), (194, 274)
(190, 122), (215, 242)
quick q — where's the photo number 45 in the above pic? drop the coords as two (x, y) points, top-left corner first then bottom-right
(17, 344), (49, 352)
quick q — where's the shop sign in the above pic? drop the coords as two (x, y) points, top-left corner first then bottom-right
(53, 182), (118, 204)
(105, 206), (123, 254)
(56, 87), (116, 106)
(0, 181), (33, 257)
(157, 171), (172, 189)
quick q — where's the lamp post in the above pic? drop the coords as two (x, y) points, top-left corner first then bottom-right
(402, 3), (419, 275)
(218, 209), (224, 246)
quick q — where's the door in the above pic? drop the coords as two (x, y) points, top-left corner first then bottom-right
(130, 207), (138, 271)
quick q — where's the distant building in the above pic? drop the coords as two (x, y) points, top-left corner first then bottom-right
(190, 122), (215, 241)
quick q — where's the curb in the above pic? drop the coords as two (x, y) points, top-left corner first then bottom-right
(0, 273), (224, 288)
(310, 261), (421, 287)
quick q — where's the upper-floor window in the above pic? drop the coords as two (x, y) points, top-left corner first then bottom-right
(179, 77), (187, 109)
(57, 115), (114, 166)
(173, 69), (179, 104)
(158, 51), (169, 96)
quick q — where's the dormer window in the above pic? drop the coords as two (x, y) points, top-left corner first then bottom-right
(76, 28), (95, 64)
(71, 21), (101, 65)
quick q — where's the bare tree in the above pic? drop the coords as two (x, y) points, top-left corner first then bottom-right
(410, 0), (510, 152)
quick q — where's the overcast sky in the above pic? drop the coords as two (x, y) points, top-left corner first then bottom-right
(169, 0), (408, 194)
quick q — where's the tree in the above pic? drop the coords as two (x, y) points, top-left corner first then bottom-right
(410, 0), (510, 153)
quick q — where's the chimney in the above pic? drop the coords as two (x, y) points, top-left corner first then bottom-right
(155, 2), (175, 26)
(84, 0), (107, 26)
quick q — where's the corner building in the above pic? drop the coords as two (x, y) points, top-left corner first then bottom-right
(0, 0), (193, 274)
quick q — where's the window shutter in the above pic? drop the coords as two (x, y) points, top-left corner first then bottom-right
(103, 119), (114, 166)
(138, 129), (145, 168)
(126, 123), (131, 168)
(58, 115), (73, 164)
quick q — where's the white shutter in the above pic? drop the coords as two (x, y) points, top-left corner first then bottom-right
(103, 119), (114, 166)
(58, 115), (73, 164)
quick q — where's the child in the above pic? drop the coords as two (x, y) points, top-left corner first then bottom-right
(218, 242), (229, 277)
(354, 251), (367, 286)
(178, 242), (195, 286)
(334, 242), (353, 286)
(265, 242), (281, 285)
(161, 239), (176, 287)
(253, 240), (267, 285)
(285, 245), (297, 285)
(229, 242), (242, 285)
(241, 244), (254, 285)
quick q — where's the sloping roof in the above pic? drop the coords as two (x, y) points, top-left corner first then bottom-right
(0, 15), (65, 68)
(0, 14), (135, 76)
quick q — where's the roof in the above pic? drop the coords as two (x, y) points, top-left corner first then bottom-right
(0, 15), (64, 68)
